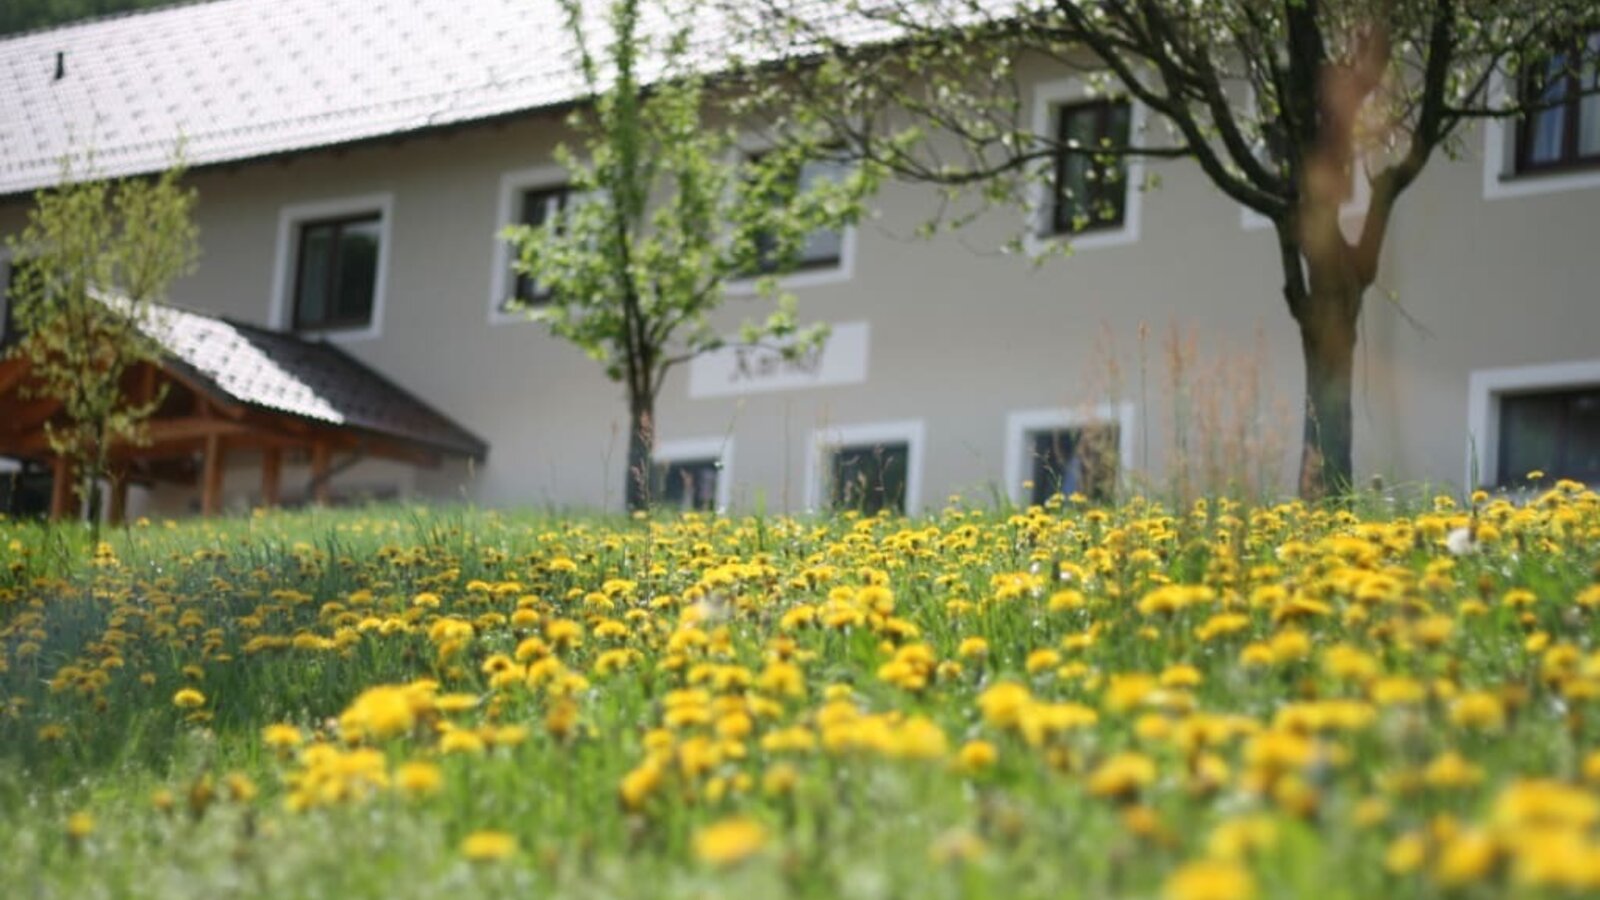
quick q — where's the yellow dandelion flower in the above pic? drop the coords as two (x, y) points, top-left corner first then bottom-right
(1163, 859), (1256, 900)
(693, 816), (767, 868)
(172, 688), (206, 709)
(460, 830), (518, 862)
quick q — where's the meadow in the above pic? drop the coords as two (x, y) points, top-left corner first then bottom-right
(2, 483), (1598, 899)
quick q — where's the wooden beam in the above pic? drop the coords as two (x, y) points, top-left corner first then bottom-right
(310, 441), (331, 507)
(0, 416), (250, 457)
(200, 433), (225, 517)
(260, 447), (282, 508)
(49, 456), (73, 522)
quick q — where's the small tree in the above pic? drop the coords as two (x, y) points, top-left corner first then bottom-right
(505, 0), (875, 512)
(5, 161), (199, 529)
(731, 0), (1593, 498)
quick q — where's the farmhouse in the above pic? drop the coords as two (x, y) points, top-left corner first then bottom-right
(0, 0), (1596, 518)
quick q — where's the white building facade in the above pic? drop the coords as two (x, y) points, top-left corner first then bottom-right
(1, 0), (1597, 517)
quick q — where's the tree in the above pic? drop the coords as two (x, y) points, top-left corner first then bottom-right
(730, 0), (1593, 497)
(5, 161), (199, 530)
(0, 0), (180, 36)
(505, 0), (876, 512)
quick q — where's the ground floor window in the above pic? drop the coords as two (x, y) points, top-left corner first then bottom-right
(830, 441), (910, 515)
(807, 422), (924, 515)
(1497, 386), (1600, 486)
(1026, 425), (1121, 505)
(653, 458), (720, 512)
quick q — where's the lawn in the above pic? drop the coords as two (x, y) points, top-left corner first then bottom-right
(2, 486), (1598, 898)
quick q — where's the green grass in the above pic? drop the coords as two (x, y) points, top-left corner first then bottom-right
(0, 491), (1597, 898)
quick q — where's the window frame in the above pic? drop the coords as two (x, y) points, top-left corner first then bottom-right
(724, 146), (858, 297)
(1047, 99), (1134, 237)
(490, 165), (571, 326)
(1513, 30), (1600, 176)
(270, 193), (393, 341)
(1466, 359), (1600, 488)
(1003, 404), (1137, 507)
(1026, 78), (1146, 255)
(804, 420), (925, 515)
(652, 437), (735, 512)
(1494, 387), (1600, 487)
(289, 212), (384, 334)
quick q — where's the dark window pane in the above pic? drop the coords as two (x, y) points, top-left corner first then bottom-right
(1498, 387), (1600, 485)
(830, 442), (909, 515)
(653, 458), (720, 511)
(1562, 391), (1600, 481)
(294, 224), (335, 328)
(1029, 426), (1120, 505)
(333, 219), (379, 324)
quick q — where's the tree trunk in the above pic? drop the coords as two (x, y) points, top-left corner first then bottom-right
(1295, 286), (1360, 499)
(624, 398), (655, 513)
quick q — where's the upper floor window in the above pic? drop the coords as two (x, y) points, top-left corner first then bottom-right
(1516, 31), (1600, 174)
(1497, 385), (1600, 487)
(292, 212), (382, 333)
(748, 154), (849, 275)
(1049, 99), (1132, 235)
(507, 185), (572, 310)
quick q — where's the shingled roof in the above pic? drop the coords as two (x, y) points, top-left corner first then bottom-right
(0, 0), (903, 198)
(142, 301), (488, 459)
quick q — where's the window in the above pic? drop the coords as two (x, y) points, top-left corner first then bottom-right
(652, 458), (720, 512)
(1497, 386), (1600, 486)
(830, 441), (910, 515)
(807, 421), (924, 515)
(747, 154), (849, 275)
(1516, 31), (1600, 173)
(291, 213), (382, 332)
(506, 185), (572, 310)
(1026, 426), (1121, 505)
(1, 257), (19, 347)
(1049, 100), (1133, 235)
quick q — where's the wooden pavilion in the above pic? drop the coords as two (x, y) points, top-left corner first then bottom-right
(0, 302), (487, 521)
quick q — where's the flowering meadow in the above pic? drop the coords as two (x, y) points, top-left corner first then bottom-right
(2, 485), (1600, 898)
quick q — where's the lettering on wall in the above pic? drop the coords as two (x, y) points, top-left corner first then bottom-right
(687, 321), (870, 399)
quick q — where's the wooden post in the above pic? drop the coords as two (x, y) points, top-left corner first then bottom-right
(260, 447), (282, 508)
(49, 456), (73, 522)
(201, 433), (226, 517)
(107, 472), (129, 526)
(310, 442), (331, 507)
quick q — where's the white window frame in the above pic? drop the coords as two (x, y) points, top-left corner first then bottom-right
(1003, 403), (1137, 506)
(804, 419), (926, 515)
(652, 436), (736, 512)
(1025, 77), (1148, 256)
(1466, 358), (1600, 488)
(1482, 71), (1600, 200)
(269, 192), (394, 342)
(488, 164), (570, 326)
